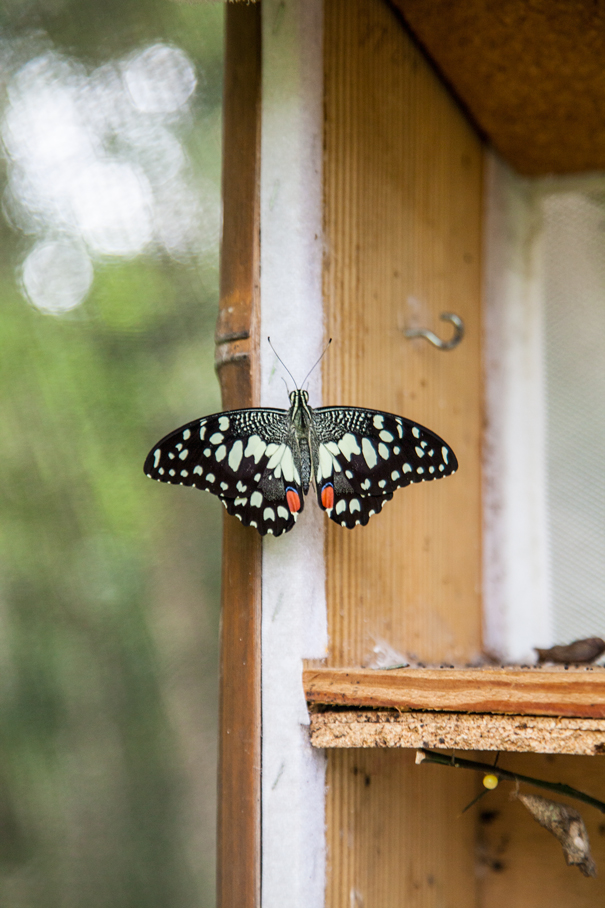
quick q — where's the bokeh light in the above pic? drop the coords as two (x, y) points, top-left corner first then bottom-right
(0, 6), (224, 905)
(1, 41), (218, 315)
(122, 44), (197, 114)
(21, 238), (94, 313)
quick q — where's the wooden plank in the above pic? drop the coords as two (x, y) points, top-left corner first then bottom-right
(309, 710), (605, 755)
(305, 666), (605, 718)
(215, 6), (261, 908)
(322, 1), (483, 905)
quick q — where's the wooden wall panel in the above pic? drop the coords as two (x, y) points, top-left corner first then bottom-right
(323, 0), (482, 675)
(323, 0), (483, 904)
(326, 750), (480, 907)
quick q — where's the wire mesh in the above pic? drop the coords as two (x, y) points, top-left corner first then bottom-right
(543, 189), (605, 643)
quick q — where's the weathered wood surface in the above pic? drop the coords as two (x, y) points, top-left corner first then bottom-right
(310, 709), (605, 755)
(305, 666), (605, 718)
(215, 6), (261, 908)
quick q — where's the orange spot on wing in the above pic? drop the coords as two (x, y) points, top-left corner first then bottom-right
(321, 484), (335, 510)
(286, 488), (301, 513)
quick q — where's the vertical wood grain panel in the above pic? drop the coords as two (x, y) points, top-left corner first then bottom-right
(326, 750), (480, 907)
(323, 1), (482, 904)
(323, 0), (483, 670)
(215, 5), (261, 908)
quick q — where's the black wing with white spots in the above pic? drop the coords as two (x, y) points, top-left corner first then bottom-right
(144, 391), (458, 536)
(144, 408), (306, 537)
(310, 407), (458, 529)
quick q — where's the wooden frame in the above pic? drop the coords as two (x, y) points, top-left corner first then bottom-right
(215, 6), (262, 908)
(215, 2), (605, 906)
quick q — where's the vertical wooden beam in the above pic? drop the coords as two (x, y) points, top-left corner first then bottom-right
(323, 0), (483, 904)
(323, 0), (483, 670)
(215, 5), (261, 908)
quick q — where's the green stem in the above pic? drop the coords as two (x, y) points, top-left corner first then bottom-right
(419, 748), (605, 815)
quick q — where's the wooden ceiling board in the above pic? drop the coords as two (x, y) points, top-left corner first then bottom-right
(391, 0), (605, 175)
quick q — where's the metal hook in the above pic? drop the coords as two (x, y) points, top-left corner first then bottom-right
(404, 312), (465, 351)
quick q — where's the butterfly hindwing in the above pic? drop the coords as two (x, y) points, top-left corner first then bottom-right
(311, 407), (458, 528)
(144, 408), (305, 536)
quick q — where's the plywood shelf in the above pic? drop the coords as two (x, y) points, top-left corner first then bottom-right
(304, 666), (605, 719)
(305, 667), (605, 754)
(309, 709), (605, 755)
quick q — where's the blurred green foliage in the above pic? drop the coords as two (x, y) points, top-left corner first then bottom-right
(0, 2), (224, 906)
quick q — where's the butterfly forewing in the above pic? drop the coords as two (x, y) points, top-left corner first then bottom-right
(144, 408), (305, 536)
(311, 407), (458, 528)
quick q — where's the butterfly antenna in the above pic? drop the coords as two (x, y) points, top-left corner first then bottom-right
(267, 336), (298, 387)
(301, 338), (332, 388)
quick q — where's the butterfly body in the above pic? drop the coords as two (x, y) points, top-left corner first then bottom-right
(144, 389), (458, 537)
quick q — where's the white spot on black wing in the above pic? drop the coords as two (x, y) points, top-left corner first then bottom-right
(362, 438), (377, 468)
(228, 440), (244, 472)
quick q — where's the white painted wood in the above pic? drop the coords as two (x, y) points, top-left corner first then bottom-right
(259, 1), (327, 906)
(482, 152), (553, 662)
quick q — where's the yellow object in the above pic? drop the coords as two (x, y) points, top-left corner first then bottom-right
(483, 774), (499, 790)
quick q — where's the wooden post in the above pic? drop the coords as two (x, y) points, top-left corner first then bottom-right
(215, 5), (262, 907)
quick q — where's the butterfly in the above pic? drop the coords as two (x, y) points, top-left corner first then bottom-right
(144, 388), (458, 537)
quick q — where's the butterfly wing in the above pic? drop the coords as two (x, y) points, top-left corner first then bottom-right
(311, 407), (458, 528)
(144, 408), (305, 537)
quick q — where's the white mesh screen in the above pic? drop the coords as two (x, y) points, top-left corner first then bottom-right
(543, 189), (605, 643)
